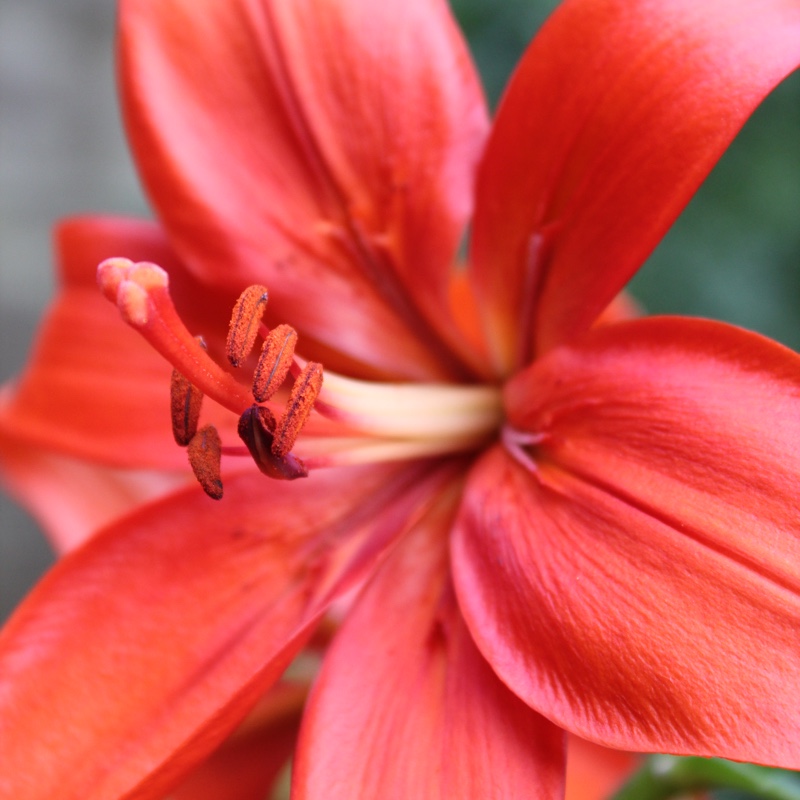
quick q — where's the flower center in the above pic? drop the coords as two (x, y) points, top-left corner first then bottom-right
(97, 258), (504, 498)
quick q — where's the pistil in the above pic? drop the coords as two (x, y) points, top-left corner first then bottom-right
(97, 258), (252, 412)
(308, 361), (503, 441)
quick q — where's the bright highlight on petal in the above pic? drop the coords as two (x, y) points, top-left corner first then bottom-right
(119, 0), (490, 381)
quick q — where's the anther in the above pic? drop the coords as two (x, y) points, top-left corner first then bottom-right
(187, 425), (224, 499)
(170, 369), (204, 446)
(238, 405), (308, 480)
(252, 324), (298, 402)
(170, 335), (208, 445)
(226, 285), (269, 368)
(272, 362), (324, 458)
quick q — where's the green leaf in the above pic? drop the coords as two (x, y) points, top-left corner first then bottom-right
(612, 756), (800, 800)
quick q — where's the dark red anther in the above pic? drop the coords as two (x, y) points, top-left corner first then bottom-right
(252, 324), (298, 402)
(272, 362), (323, 458)
(237, 405), (308, 480)
(187, 425), (224, 499)
(226, 285), (269, 367)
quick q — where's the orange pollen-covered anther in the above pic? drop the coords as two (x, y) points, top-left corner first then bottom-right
(253, 324), (298, 402)
(272, 362), (324, 458)
(170, 369), (204, 446)
(188, 425), (224, 500)
(226, 285), (269, 368)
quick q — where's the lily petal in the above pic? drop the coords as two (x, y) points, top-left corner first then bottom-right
(470, 0), (800, 370)
(120, 0), (489, 380)
(172, 721), (296, 800)
(0, 461), (449, 800)
(0, 435), (188, 552)
(293, 484), (564, 799)
(453, 318), (800, 763)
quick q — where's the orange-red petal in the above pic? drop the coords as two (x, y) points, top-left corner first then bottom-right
(171, 681), (306, 800)
(0, 433), (187, 552)
(565, 736), (638, 800)
(293, 485), (565, 799)
(470, 0), (800, 370)
(453, 318), (800, 763)
(120, 0), (489, 380)
(0, 461), (450, 799)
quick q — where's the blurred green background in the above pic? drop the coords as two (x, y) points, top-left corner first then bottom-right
(1, 0), (799, 642)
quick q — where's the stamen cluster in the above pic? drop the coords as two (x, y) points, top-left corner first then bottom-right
(97, 259), (323, 498)
(170, 282), (325, 495)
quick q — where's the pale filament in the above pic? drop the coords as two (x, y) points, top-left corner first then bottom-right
(295, 356), (503, 443)
(501, 425), (544, 473)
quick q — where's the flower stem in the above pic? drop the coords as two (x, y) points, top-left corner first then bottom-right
(611, 755), (800, 800)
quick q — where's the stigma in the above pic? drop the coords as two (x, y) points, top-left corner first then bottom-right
(97, 258), (504, 499)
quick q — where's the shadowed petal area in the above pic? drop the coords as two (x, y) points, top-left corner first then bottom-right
(0, 216), (237, 470)
(172, 719), (296, 800)
(470, 0), (800, 370)
(120, 0), (489, 380)
(0, 462), (449, 800)
(171, 681), (306, 800)
(453, 319), (800, 763)
(293, 486), (564, 799)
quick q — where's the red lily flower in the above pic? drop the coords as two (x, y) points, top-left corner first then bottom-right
(2, 0), (800, 797)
